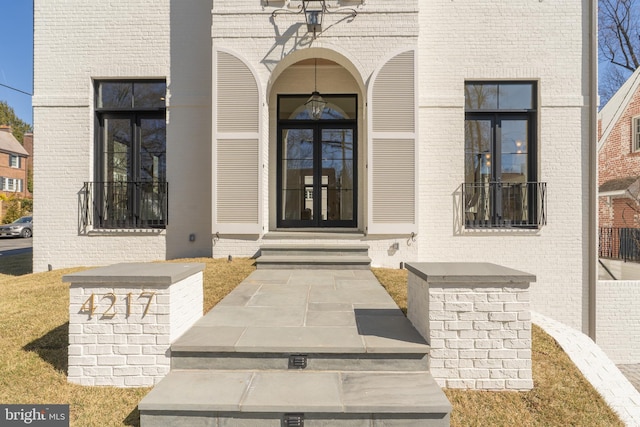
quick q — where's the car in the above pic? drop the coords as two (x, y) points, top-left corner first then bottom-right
(0, 216), (33, 238)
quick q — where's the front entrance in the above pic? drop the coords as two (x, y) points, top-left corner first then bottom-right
(277, 95), (357, 228)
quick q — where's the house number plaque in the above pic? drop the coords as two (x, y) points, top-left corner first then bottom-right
(79, 291), (156, 319)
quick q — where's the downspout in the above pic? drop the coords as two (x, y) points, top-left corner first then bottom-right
(588, 0), (598, 340)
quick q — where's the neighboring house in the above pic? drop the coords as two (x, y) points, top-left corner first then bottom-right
(33, 1), (597, 333)
(0, 125), (30, 198)
(598, 67), (640, 229)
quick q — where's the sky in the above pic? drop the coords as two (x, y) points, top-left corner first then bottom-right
(0, 0), (33, 125)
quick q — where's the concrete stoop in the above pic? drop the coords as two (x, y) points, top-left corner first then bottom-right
(256, 244), (372, 269)
(138, 269), (451, 426)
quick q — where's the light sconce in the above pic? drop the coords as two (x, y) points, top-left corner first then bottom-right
(270, 0), (358, 39)
(303, 0), (324, 37)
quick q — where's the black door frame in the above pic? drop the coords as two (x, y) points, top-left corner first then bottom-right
(277, 117), (357, 228)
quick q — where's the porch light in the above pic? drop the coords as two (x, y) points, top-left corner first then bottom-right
(305, 58), (327, 120)
(270, 0), (357, 39)
(303, 0), (324, 37)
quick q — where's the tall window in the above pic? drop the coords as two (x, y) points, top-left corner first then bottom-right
(94, 80), (167, 229)
(633, 116), (640, 152)
(9, 155), (21, 168)
(464, 81), (543, 228)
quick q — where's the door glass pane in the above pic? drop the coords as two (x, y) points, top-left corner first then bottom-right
(140, 118), (167, 223)
(282, 128), (314, 221)
(321, 128), (354, 222)
(103, 118), (132, 226)
(464, 119), (492, 224)
(499, 119), (529, 224)
(104, 118), (131, 182)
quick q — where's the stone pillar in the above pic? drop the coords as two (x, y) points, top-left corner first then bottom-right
(64, 262), (204, 387)
(406, 262), (535, 391)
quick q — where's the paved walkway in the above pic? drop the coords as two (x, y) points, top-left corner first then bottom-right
(532, 312), (640, 426)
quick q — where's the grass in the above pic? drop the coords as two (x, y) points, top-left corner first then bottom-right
(0, 259), (624, 426)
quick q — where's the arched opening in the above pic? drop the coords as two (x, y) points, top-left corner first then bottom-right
(268, 54), (364, 230)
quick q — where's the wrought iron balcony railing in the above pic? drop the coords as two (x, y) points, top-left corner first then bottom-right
(599, 227), (640, 263)
(462, 181), (547, 229)
(81, 181), (168, 230)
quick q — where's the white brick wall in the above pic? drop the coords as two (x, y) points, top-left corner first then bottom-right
(597, 280), (640, 364)
(33, 0), (170, 272)
(407, 264), (534, 391)
(66, 265), (203, 387)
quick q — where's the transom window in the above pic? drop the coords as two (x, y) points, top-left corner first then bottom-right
(464, 81), (545, 228)
(89, 80), (168, 229)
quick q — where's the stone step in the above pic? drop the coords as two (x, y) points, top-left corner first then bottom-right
(139, 370), (451, 427)
(256, 244), (371, 269)
(256, 255), (372, 269)
(260, 243), (370, 257)
(171, 351), (428, 372)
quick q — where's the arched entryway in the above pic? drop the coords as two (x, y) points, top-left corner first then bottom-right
(268, 53), (365, 231)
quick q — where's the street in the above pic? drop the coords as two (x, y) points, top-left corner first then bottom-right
(0, 236), (32, 257)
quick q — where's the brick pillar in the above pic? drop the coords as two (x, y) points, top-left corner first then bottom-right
(64, 263), (204, 387)
(406, 262), (535, 391)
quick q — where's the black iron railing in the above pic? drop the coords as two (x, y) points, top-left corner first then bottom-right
(599, 227), (640, 262)
(462, 181), (547, 229)
(81, 181), (168, 229)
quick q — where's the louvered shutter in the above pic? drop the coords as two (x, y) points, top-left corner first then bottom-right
(367, 50), (418, 235)
(213, 50), (261, 234)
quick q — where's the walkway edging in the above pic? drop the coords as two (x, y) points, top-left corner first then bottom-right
(532, 312), (640, 426)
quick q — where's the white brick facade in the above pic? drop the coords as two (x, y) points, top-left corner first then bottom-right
(34, 1), (595, 332)
(597, 280), (640, 364)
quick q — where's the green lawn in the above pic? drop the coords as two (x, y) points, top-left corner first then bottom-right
(0, 258), (624, 426)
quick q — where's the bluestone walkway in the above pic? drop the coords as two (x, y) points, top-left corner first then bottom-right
(532, 312), (640, 426)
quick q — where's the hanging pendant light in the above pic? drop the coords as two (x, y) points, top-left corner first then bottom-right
(305, 58), (327, 120)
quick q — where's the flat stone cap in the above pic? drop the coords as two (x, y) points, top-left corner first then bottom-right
(63, 262), (205, 285)
(405, 262), (535, 284)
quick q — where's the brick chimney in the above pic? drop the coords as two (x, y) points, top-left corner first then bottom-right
(23, 132), (33, 157)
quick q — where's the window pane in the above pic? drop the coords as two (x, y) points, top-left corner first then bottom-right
(98, 82), (133, 109)
(499, 120), (528, 182)
(465, 119), (493, 184)
(134, 82), (166, 109)
(282, 128), (314, 221)
(465, 84), (498, 110)
(279, 95), (356, 120)
(321, 129), (354, 221)
(498, 84), (533, 109)
(103, 118), (132, 182)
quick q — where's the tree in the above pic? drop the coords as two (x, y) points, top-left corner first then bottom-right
(0, 100), (32, 143)
(599, 0), (640, 105)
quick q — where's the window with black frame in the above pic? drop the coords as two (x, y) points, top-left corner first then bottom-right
(464, 82), (545, 228)
(91, 80), (167, 229)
